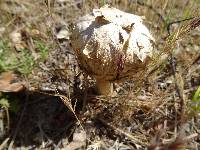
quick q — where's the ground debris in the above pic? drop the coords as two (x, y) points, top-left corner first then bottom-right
(0, 0), (199, 149)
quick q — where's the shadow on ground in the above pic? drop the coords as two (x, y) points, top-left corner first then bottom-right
(7, 90), (82, 149)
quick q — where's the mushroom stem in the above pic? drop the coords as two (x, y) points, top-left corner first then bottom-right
(96, 79), (113, 95)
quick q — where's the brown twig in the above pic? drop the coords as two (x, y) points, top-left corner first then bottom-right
(169, 56), (185, 123)
(148, 129), (198, 150)
(82, 74), (89, 112)
(98, 118), (148, 146)
(167, 17), (200, 124)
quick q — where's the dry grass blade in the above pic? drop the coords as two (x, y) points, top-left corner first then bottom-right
(0, 0), (199, 149)
(0, 137), (10, 150)
(56, 94), (84, 130)
(185, 17), (200, 33)
(148, 16), (200, 79)
(98, 118), (148, 147)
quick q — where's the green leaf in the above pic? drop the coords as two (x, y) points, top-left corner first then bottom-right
(36, 41), (49, 62)
(190, 86), (200, 114)
(192, 86), (200, 103)
(17, 48), (35, 75)
(0, 98), (10, 109)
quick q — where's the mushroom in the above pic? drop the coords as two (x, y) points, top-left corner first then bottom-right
(70, 5), (155, 95)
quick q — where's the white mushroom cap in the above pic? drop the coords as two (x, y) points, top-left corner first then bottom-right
(70, 5), (155, 82)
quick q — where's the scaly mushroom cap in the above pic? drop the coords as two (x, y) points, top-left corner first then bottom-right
(70, 5), (154, 82)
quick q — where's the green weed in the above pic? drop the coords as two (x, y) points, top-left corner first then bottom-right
(36, 40), (50, 62)
(0, 39), (50, 76)
(0, 97), (10, 110)
(0, 41), (34, 75)
(0, 94), (20, 113)
(190, 86), (200, 114)
(0, 41), (19, 72)
(16, 48), (35, 75)
(0, 93), (20, 133)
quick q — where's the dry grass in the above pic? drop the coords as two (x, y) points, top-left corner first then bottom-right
(0, 0), (199, 149)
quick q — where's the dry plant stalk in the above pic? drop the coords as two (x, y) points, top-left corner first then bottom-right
(147, 126), (198, 150)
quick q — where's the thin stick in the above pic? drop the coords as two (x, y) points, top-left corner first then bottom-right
(162, 133), (198, 144)
(5, 107), (10, 133)
(82, 74), (89, 112)
(98, 118), (148, 146)
(0, 137), (10, 150)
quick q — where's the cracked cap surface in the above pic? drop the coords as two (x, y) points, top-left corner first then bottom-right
(70, 5), (155, 82)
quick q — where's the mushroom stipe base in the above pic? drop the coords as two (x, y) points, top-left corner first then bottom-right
(96, 79), (113, 95)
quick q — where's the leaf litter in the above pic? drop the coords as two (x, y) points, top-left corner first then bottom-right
(0, 0), (199, 149)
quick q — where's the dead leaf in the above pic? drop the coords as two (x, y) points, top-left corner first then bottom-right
(9, 31), (22, 44)
(56, 28), (70, 39)
(0, 72), (24, 92)
(31, 29), (40, 35)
